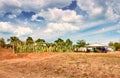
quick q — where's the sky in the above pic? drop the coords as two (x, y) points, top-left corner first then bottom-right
(0, 0), (120, 44)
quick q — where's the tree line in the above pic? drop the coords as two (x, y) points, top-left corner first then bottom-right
(0, 36), (120, 53)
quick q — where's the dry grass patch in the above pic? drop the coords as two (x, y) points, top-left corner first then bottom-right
(0, 52), (120, 78)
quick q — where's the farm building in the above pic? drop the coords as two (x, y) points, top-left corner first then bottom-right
(87, 43), (107, 53)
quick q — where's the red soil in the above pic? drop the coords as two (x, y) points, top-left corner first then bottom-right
(0, 48), (120, 78)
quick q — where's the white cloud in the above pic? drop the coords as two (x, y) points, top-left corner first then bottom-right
(77, 0), (120, 21)
(68, 22), (120, 42)
(91, 25), (119, 35)
(106, 0), (120, 15)
(0, 22), (14, 32)
(0, 22), (33, 36)
(76, 20), (105, 30)
(105, 6), (120, 21)
(77, 0), (103, 16)
(8, 14), (16, 19)
(0, 0), (119, 43)
(44, 23), (79, 33)
(0, 0), (21, 8)
(0, 0), (72, 13)
(14, 26), (33, 36)
(29, 22), (80, 39)
(32, 8), (83, 23)
(92, 7), (103, 15)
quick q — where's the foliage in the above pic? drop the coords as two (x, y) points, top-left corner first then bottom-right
(65, 38), (73, 52)
(108, 42), (114, 47)
(109, 42), (120, 51)
(2, 36), (120, 52)
(114, 42), (120, 51)
(6, 37), (75, 53)
(7, 36), (21, 46)
(0, 38), (6, 48)
(76, 40), (86, 47)
(26, 37), (34, 45)
(54, 38), (65, 52)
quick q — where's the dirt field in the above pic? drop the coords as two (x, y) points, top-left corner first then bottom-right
(0, 48), (120, 78)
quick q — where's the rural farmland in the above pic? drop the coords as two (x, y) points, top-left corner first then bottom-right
(0, 48), (120, 78)
(0, 0), (120, 78)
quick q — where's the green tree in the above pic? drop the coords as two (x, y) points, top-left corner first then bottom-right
(35, 38), (45, 45)
(26, 37), (34, 45)
(54, 38), (65, 52)
(25, 37), (34, 52)
(35, 38), (46, 52)
(7, 36), (23, 53)
(65, 38), (73, 52)
(109, 42), (114, 47)
(7, 36), (21, 46)
(108, 42), (120, 51)
(114, 42), (120, 51)
(76, 40), (86, 47)
(45, 42), (55, 52)
(0, 38), (6, 48)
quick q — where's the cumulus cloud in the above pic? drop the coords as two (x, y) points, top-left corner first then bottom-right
(0, 22), (14, 32)
(14, 26), (33, 36)
(44, 23), (79, 33)
(77, 0), (120, 21)
(0, 0), (72, 13)
(32, 8), (83, 23)
(77, 0), (104, 16)
(0, 22), (33, 36)
(0, 0), (120, 43)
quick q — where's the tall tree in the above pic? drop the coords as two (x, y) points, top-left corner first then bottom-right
(54, 38), (64, 46)
(7, 36), (21, 46)
(65, 38), (73, 52)
(35, 38), (46, 52)
(54, 38), (65, 52)
(114, 42), (120, 51)
(0, 38), (6, 48)
(35, 38), (45, 46)
(26, 37), (34, 45)
(65, 38), (72, 47)
(76, 40), (86, 47)
(109, 42), (114, 47)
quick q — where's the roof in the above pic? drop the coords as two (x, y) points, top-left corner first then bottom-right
(87, 43), (105, 47)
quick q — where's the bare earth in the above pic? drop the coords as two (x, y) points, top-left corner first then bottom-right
(0, 48), (120, 78)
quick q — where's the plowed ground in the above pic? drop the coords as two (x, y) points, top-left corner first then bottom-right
(0, 48), (120, 78)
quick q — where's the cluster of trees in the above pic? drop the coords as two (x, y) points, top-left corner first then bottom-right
(0, 36), (120, 53)
(109, 42), (120, 51)
(0, 36), (76, 53)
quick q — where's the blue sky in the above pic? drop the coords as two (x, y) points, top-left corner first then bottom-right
(0, 0), (120, 44)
